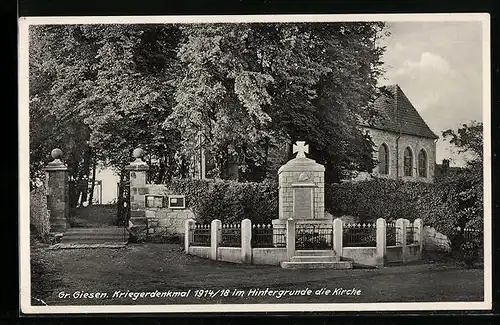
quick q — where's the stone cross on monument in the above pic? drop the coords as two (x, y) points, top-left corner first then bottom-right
(293, 141), (309, 158)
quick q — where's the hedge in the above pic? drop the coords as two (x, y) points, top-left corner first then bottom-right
(163, 178), (278, 224)
(164, 178), (439, 226)
(325, 178), (436, 223)
(325, 176), (483, 255)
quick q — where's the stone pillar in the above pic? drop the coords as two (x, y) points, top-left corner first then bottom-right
(286, 218), (296, 259)
(241, 219), (252, 264)
(396, 218), (407, 263)
(211, 219), (221, 260)
(125, 148), (149, 224)
(333, 218), (343, 257)
(184, 218), (195, 254)
(414, 218), (423, 259)
(43, 148), (69, 233)
(376, 218), (387, 267)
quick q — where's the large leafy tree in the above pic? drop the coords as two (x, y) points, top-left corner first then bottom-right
(166, 22), (387, 182)
(30, 22), (388, 192)
(29, 25), (93, 199)
(29, 24), (184, 208)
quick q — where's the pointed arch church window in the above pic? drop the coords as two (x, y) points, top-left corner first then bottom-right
(404, 147), (413, 176)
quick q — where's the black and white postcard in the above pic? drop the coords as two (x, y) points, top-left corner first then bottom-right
(18, 13), (491, 314)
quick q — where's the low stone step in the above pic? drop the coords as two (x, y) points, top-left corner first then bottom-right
(61, 237), (128, 244)
(49, 243), (127, 250)
(61, 227), (128, 244)
(62, 235), (127, 241)
(294, 250), (335, 256)
(64, 228), (125, 234)
(63, 232), (128, 238)
(280, 261), (353, 270)
(291, 255), (340, 263)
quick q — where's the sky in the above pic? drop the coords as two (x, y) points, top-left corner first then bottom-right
(378, 21), (484, 166)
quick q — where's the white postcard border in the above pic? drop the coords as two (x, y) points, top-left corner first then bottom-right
(18, 13), (492, 314)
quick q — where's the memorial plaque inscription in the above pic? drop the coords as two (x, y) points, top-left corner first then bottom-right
(293, 187), (313, 219)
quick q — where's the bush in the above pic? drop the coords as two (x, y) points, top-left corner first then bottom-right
(326, 178), (435, 222)
(460, 240), (483, 268)
(163, 178), (278, 224)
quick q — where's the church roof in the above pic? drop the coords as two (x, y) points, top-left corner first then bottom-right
(365, 84), (439, 139)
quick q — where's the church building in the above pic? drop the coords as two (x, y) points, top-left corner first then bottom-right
(363, 84), (438, 183)
(190, 84), (439, 183)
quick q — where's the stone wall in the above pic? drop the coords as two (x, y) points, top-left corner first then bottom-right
(129, 181), (195, 238)
(30, 185), (50, 238)
(366, 127), (436, 183)
(145, 207), (195, 236)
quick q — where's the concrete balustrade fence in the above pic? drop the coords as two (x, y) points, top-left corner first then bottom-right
(185, 217), (423, 267)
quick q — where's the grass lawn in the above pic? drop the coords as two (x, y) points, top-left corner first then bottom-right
(30, 243), (484, 306)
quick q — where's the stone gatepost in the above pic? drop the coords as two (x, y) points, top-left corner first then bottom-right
(272, 141), (328, 241)
(43, 148), (69, 233)
(241, 219), (252, 264)
(125, 148), (149, 230)
(376, 218), (387, 267)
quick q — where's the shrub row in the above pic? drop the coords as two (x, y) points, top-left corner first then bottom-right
(160, 176), (481, 256)
(163, 178), (278, 225)
(325, 178), (436, 223)
(163, 177), (449, 229)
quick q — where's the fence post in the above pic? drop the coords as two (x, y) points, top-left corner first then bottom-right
(286, 218), (296, 259)
(184, 218), (195, 254)
(414, 218), (423, 259)
(376, 218), (386, 267)
(396, 218), (407, 263)
(241, 219), (252, 264)
(43, 148), (69, 233)
(333, 218), (343, 257)
(211, 219), (221, 260)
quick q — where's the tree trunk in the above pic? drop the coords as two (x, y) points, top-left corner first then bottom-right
(87, 158), (97, 206)
(286, 141), (293, 160)
(116, 169), (126, 226)
(78, 145), (92, 206)
(264, 137), (270, 179)
(155, 155), (167, 184)
(226, 150), (239, 180)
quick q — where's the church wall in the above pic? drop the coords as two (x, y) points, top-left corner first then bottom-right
(366, 128), (436, 183)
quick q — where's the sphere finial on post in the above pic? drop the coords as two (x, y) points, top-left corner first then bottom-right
(133, 147), (144, 159)
(126, 147), (149, 171)
(45, 148), (67, 169)
(51, 148), (63, 160)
